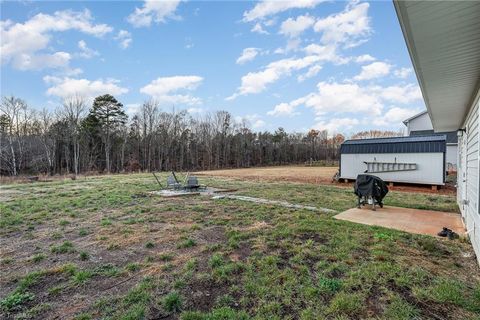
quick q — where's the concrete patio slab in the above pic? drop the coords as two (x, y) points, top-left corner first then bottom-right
(334, 206), (464, 236)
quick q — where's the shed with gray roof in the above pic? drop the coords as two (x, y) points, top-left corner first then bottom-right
(339, 135), (446, 186)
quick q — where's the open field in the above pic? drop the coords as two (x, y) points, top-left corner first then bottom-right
(1, 173), (479, 319)
(196, 166), (457, 195)
(195, 166), (339, 184)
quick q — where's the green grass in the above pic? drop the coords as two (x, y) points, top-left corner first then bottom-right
(31, 253), (46, 263)
(50, 241), (75, 254)
(177, 238), (197, 249)
(162, 291), (183, 313)
(0, 292), (35, 312)
(0, 172), (478, 319)
(79, 251), (89, 261)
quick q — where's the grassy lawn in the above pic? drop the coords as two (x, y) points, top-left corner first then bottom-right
(1, 173), (479, 319)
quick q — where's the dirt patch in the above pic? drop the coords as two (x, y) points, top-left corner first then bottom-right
(387, 280), (450, 320)
(0, 189), (26, 202)
(229, 242), (252, 262)
(365, 285), (384, 317)
(195, 166), (338, 184)
(195, 226), (227, 245)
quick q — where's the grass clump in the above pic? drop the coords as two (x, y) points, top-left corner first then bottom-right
(51, 241), (75, 254)
(163, 291), (183, 313)
(160, 253), (174, 261)
(72, 270), (93, 285)
(31, 253), (46, 263)
(0, 291), (35, 312)
(383, 295), (419, 319)
(79, 251), (89, 261)
(177, 238), (196, 249)
(327, 292), (364, 316)
(126, 262), (140, 272)
(318, 277), (342, 294)
(145, 241), (155, 249)
(180, 307), (249, 320)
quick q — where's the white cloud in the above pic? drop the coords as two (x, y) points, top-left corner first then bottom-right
(243, 0), (323, 22)
(251, 22), (269, 34)
(237, 114), (266, 129)
(126, 103), (141, 116)
(297, 64), (322, 82)
(227, 55), (321, 100)
(270, 80), (424, 123)
(303, 44), (348, 64)
(371, 83), (423, 104)
(13, 52), (71, 71)
(1, 9), (112, 70)
(304, 81), (384, 115)
(252, 119), (266, 129)
(140, 75), (203, 105)
(184, 37), (194, 49)
(44, 76), (128, 100)
(114, 30), (132, 49)
(394, 67), (412, 79)
(372, 106), (421, 126)
(269, 81), (384, 118)
(77, 40), (99, 58)
(279, 14), (315, 38)
(63, 67), (84, 77)
(127, 0), (182, 27)
(268, 101), (301, 117)
(274, 38), (302, 54)
(355, 54), (375, 63)
(313, 117), (359, 133)
(313, 2), (371, 48)
(353, 61), (391, 81)
(236, 48), (260, 65)
(187, 107), (204, 114)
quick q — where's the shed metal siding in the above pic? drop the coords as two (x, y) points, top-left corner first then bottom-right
(340, 136), (446, 154)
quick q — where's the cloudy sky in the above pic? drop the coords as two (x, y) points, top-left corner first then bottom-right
(1, 0), (425, 135)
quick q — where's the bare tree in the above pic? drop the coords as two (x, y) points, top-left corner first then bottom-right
(38, 108), (56, 175)
(60, 95), (87, 176)
(1, 95), (346, 176)
(0, 96), (28, 175)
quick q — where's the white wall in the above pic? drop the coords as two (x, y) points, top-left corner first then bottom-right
(407, 112), (433, 134)
(340, 152), (445, 185)
(458, 96), (479, 264)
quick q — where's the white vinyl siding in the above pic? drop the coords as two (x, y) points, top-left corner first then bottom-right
(465, 101), (479, 259)
(340, 152), (445, 185)
(407, 112), (433, 134)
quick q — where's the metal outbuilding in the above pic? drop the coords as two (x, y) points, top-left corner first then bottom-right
(339, 135), (446, 186)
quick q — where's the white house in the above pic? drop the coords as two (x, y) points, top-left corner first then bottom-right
(403, 111), (458, 171)
(394, 0), (480, 263)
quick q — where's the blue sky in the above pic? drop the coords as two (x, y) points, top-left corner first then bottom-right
(0, 0), (425, 135)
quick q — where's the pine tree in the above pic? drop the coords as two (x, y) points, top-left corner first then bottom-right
(90, 94), (127, 173)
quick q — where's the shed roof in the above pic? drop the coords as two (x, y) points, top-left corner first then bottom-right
(341, 135), (446, 154)
(409, 130), (458, 144)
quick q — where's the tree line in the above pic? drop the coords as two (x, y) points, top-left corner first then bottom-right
(0, 94), (349, 176)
